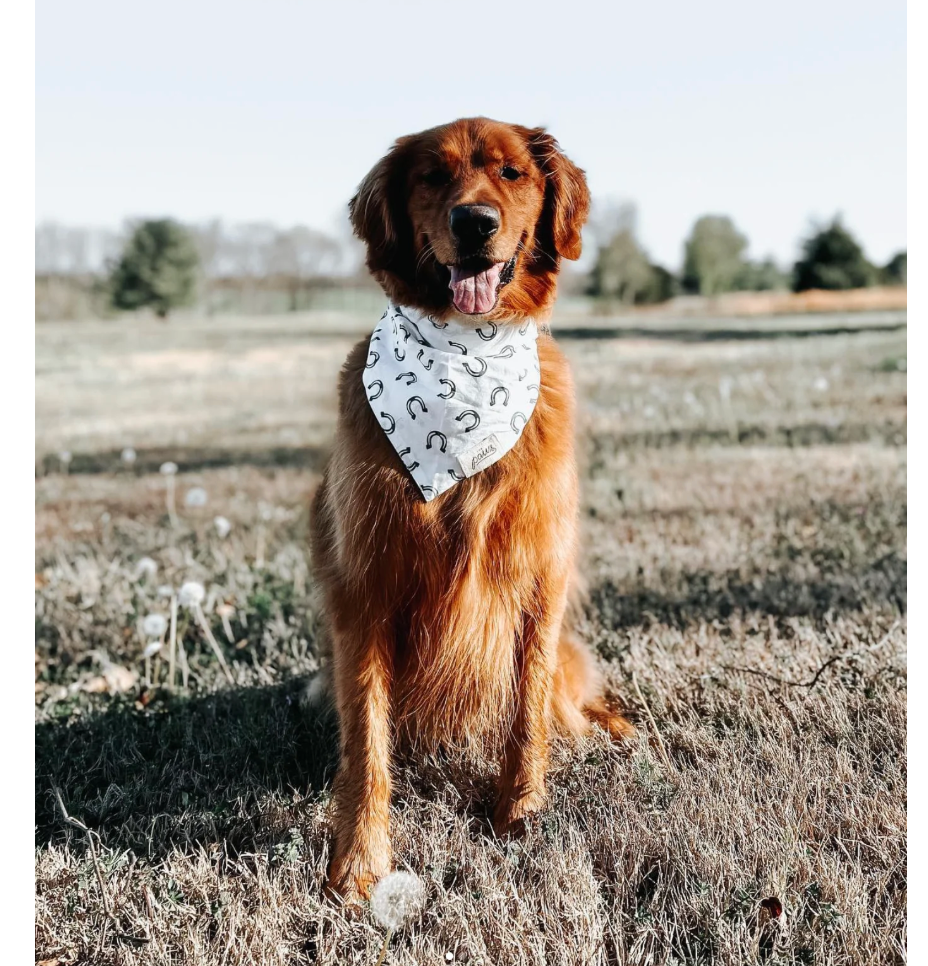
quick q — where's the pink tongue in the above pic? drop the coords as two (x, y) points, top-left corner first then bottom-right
(449, 262), (504, 315)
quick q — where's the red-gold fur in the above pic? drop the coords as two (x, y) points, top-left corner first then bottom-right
(310, 118), (633, 900)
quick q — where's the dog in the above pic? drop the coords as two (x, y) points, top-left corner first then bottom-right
(310, 117), (634, 900)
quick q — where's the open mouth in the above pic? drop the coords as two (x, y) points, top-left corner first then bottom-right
(447, 252), (518, 315)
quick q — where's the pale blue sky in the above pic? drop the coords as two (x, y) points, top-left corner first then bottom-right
(36, 0), (906, 269)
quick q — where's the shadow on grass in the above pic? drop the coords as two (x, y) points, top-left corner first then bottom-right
(590, 552), (906, 633)
(35, 677), (339, 860)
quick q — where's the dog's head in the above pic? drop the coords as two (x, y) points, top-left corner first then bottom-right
(349, 117), (590, 321)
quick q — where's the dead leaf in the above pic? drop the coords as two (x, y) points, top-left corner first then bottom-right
(83, 665), (138, 695)
(760, 896), (783, 919)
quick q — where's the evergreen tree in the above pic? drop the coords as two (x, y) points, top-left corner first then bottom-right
(792, 218), (876, 292)
(110, 219), (200, 318)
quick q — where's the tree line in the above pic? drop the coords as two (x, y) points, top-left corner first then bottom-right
(36, 209), (906, 319)
(586, 204), (906, 305)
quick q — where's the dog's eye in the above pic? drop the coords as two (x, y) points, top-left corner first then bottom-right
(422, 169), (451, 187)
(500, 166), (522, 181)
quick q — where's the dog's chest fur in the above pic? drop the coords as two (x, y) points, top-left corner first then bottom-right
(323, 333), (578, 747)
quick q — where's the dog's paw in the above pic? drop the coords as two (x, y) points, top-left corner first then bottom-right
(326, 847), (392, 904)
(492, 785), (547, 838)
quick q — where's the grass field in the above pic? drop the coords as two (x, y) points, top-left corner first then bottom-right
(35, 308), (907, 965)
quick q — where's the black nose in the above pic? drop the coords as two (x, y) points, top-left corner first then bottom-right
(449, 205), (500, 249)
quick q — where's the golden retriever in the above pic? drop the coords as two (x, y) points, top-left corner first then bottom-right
(310, 117), (633, 900)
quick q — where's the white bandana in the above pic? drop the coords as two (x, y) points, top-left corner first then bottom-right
(363, 303), (540, 501)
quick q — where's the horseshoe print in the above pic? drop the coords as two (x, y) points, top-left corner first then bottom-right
(398, 447), (419, 471)
(463, 357), (488, 377)
(379, 412), (396, 434)
(365, 350), (379, 369)
(527, 383), (540, 403)
(398, 324), (412, 343)
(476, 322), (498, 341)
(448, 469), (466, 482)
(420, 484), (436, 497)
(417, 349), (434, 370)
(518, 320), (530, 335)
(437, 379), (456, 399)
(455, 409), (481, 433)
(448, 341), (468, 355)
(426, 431), (448, 453)
(490, 386), (509, 407)
(428, 315), (448, 329)
(367, 379), (384, 400)
(393, 346), (406, 361)
(510, 412), (527, 433)
(395, 371), (417, 386)
(517, 368), (528, 381)
(490, 345), (516, 359)
(406, 396), (428, 419)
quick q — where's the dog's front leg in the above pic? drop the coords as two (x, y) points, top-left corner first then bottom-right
(493, 576), (568, 836)
(326, 624), (394, 901)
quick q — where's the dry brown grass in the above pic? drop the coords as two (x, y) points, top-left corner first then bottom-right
(35, 311), (906, 965)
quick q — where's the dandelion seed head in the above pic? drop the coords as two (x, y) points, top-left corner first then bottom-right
(178, 581), (206, 607)
(141, 613), (168, 638)
(160, 461), (178, 476)
(370, 871), (426, 931)
(143, 640), (163, 658)
(303, 674), (328, 708)
(184, 486), (208, 508)
(214, 515), (232, 538)
(135, 557), (158, 579)
(121, 447), (137, 464)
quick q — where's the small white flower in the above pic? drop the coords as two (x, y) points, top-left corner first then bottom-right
(59, 450), (72, 464)
(370, 871), (426, 931)
(121, 447), (137, 464)
(178, 581), (206, 608)
(157, 584), (174, 598)
(184, 487), (208, 508)
(160, 461), (178, 476)
(141, 613), (168, 638)
(135, 557), (158, 579)
(813, 376), (829, 392)
(143, 640), (163, 658)
(214, 515), (232, 539)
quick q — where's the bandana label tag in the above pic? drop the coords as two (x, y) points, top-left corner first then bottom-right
(458, 433), (505, 478)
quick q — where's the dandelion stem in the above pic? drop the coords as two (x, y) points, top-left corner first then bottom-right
(169, 595), (178, 690)
(374, 928), (394, 966)
(194, 603), (234, 684)
(165, 475), (178, 527)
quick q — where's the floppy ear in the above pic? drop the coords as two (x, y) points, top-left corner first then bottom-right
(348, 138), (412, 275)
(523, 128), (591, 261)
